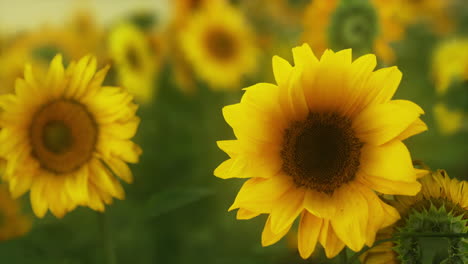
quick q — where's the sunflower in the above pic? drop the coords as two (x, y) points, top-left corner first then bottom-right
(0, 28), (87, 94)
(431, 38), (468, 134)
(215, 44), (427, 259)
(109, 23), (158, 104)
(0, 55), (142, 218)
(0, 184), (31, 241)
(302, 0), (405, 63)
(361, 170), (468, 264)
(179, 1), (258, 90)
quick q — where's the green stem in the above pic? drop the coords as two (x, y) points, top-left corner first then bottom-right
(340, 249), (348, 264)
(99, 212), (117, 264)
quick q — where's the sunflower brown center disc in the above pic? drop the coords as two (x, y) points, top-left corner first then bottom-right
(30, 99), (98, 174)
(205, 28), (237, 61)
(126, 46), (142, 71)
(281, 112), (362, 194)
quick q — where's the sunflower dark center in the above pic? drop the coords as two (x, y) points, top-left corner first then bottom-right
(281, 113), (362, 194)
(30, 99), (98, 174)
(126, 46), (141, 70)
(43, 121), (72, 154)
(204, 28), (237, 61)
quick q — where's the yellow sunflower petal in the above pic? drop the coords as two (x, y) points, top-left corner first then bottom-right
(304, 189), (335, 219)
(366, 66), (402, 105)
(330, 183), (368, 252)
(105, 157), (134, 184)
(319, 220), (346, 258)
(230, 175), (294, 214)
(360, 140), (416, 182)
(262, 215), (293, 246)
(298, 211), (322, 259)
(30, 181), (48, 218)
(357, 184), (400, 246)
(270, 187), (305, 233)
(358, 171), (421, 195)
(395, 118), (428, 141)
(353, 100), (424, 146)
(236, 208), (260, 220)
(272, 55), (293, 87)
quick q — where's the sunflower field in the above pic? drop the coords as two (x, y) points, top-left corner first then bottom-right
(0, 0), (467, 263)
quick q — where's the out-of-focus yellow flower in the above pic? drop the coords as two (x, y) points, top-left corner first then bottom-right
(433, 103), (464, 135)
(0, 55), (142, 218)
(109, 23), (159, 104)
(431, 38), (468, 135)
(432, 38), (468, 95)
(0, 184), (31, 241)
(179, 1), (258, 90)
(396, 0), (454, 35)
(215, 44), (427, 259)
(0, 28), (88, 94)
(302, 0), (405, 63)
(361, 170), (468, 264)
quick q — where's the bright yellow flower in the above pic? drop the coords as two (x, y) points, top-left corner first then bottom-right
(0, 28), (88, 94)
(0, 184), (31, 241)
(302, 0), (405, 63)
(179, 1), (258, 90)
(215, 44), (427, 259)
(361, 170), (468, 264)
(109, 23), (159, 104)
(0, 55), (142, 218)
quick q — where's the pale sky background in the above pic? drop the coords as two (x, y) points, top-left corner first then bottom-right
(0, 0), (170, 34)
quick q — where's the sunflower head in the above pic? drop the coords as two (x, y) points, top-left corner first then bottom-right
(109, 23), (158, 104)
(215, 44), (426, 259)
(179, 1), (258, 89)
(362, 170), (468, 264)
(0, 54), (142, 218)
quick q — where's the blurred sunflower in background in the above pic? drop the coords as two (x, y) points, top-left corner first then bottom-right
(179, 1), (258, 90)
(302, 0), (405, 63)
(166, 0), (220, 95)
(361, 170), (468, 264)
(0, 55), (141, 218)
(432, 38), (468, 135)
(109, 23), (159, 104)
(0, 185), (31, 241)
(215, 44), (426, 258)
